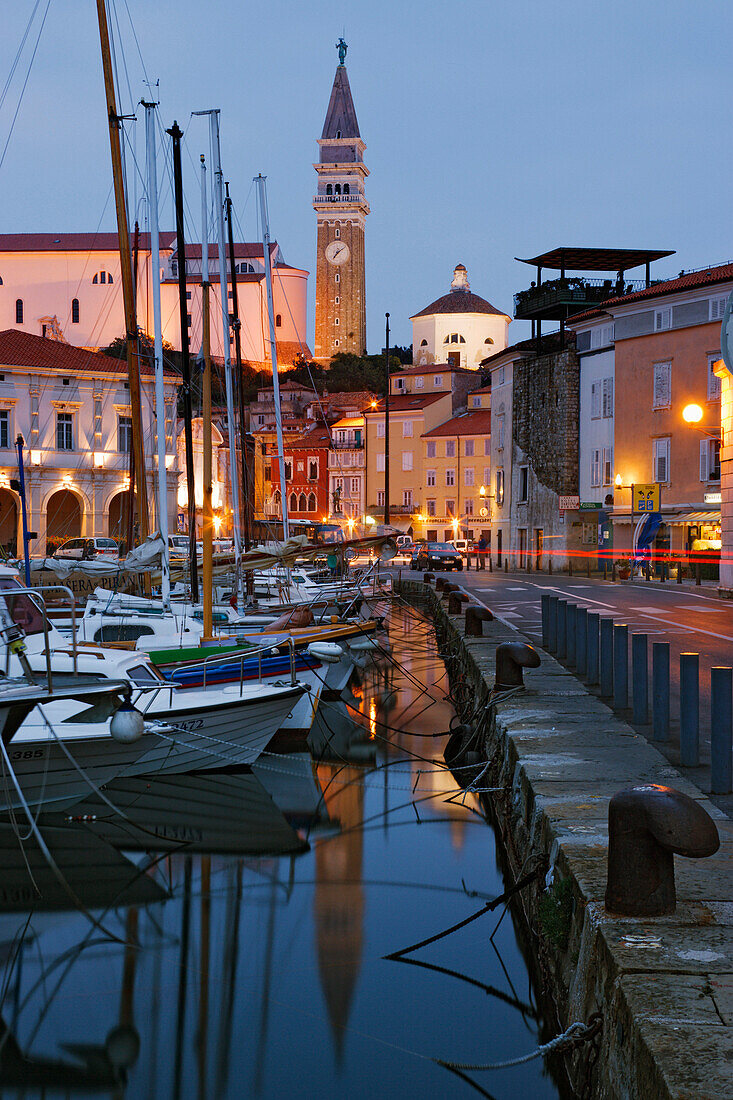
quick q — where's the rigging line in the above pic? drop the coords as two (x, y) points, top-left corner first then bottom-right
(0, 0), (42, 112)
(0, 0), (51, 174)
(121, 0), (151, 87)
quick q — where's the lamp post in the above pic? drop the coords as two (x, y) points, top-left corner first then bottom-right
(384, 313), (390, 528)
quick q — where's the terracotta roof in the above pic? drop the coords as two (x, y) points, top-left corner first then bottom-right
(482, 330), (570, 366)
(331, 416), (364, 428)
(173, 241), (274, 260)
(398, 363), (475, 376)
(285, 424), (332, 448)
(270, 341), (313, 366)
(278, 381), (311, 392)
(365, 392), (449, 414)
(423, 410), (491, 438)
(411, 289), (508, 319)
(0, 329), (180, 379)
(0, 232), (176, 253)
(568, 262), (733, 325)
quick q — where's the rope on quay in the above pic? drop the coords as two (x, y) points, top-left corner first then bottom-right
(436, 1013), (603, 1072)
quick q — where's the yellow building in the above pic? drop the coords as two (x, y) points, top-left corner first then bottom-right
(419, 409), (492, 542)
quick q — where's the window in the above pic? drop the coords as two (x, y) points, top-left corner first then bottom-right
(464, 439), (474, 457)
(335, 273), (340, 284)
(602, 377), (614, 418)
(519, 466), (528, 502)
(496, 365), (505, 385)
(284, 461), (292, 480)
(335, 296), (339, 305)
(94, 396), (102, 438)
(235, 262), (255, 274)
(308, 459), (318, 480)
(335, 184), (341, 195)
(445, 468), (455, 486)
(377, 490), (385, 506)
(334, 477), (344, 493)
(377, 421), (385, 438)
(653, 361), (671, 409)
(402, 419), (413, 437)
(653, 437), (671, 483)
(71, 298), (80, 324)
(56, 412), (73, 450)
(92, 270), (112, 285)
(335, 227), (340, 238)
(15, 299), (23, 324)
(603, 446), (614, 486)
(484, 439), (491, 456)
(433, 375), (442, 387)
(426, 469), (436, 487)
(465, 499), (474, 516)
(708, 354), (722, 400)
(700, 438), (721, 481)
(0, 411), (8, 448)
(446, 440), (456, 458)
(334, 339), (339, 347)
(472, 395), (481, 408)
(402, 451), (413, 471)
(415, 376), (424, 388)
(591, 381), (601, 419)
(403, 489), (412, 507)
(326, 184), (332, 195)
(443, 333), (466, 344)
(344, 183), (350, 195)
(117, 415), (132, 453)
(497, 413), (505, 450)
(446, 500), (455, 517)
(30, 391), (38, 442)
(426, 441), (436, 458)
(590, 323), (615, 349)
(464, 467), (474, 486)
(376, 453), (385, 472)
(350, 477), (359, 495)
(426, 499), (436, 516)
(710, 296), (728, 320)
(298, 492), (307, 511)
(495, 469), (504, 506)
(655, 308), (671, 331)
(590, 448), (601, 487)
(335, 317), (339, 326)
(186, 313), (192, 328)
(289, 492), (297, 511)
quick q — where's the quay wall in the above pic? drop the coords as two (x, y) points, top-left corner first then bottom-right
(397, 579), (733, 1099)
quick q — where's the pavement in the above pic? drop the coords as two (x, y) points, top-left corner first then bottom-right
(394, 563), (733, 817)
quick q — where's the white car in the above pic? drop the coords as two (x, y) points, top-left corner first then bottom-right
(54, 537), (119, 561)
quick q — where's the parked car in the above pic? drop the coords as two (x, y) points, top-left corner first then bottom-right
(451, 539), (471, 555)
(409, 539), (426, 569)
(396, 535), (413, 550)
(414, 541), (463, 572)
(53, 537), (119, 562)
(168, 534), (190, 564)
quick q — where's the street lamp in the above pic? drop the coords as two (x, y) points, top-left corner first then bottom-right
(683, 403), (704, 424)
(682, 402), (722, 442)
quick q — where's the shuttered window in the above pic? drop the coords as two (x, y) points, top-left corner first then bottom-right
(708, 355), (722, 400)
(602, 377), (614, 418)
(653, 438), (670, 483)
(591, 381), (601, 419)
(653, 362), (671, 409)
(590, 448), (601, 487)
(603, 447), (614, 485)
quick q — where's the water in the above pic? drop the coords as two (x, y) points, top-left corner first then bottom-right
(0, 603), (561, 1099)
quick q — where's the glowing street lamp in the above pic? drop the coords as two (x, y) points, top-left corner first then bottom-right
(615, 473), (623, 487)
(683, 403), (704, 424)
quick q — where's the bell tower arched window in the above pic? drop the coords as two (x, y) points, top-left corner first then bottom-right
(343, 183), (350, 195)
(326, 184), (332, 195)
(275, 314), (282, 327)
(335, 184), (341, 195)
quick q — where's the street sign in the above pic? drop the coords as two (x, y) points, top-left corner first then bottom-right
(704, 491), (722, 504)
(559, 495), (579, 510)
(633, 483), (660, 513)
(579, 502), (602, 510)
(479, 507), (488, 517)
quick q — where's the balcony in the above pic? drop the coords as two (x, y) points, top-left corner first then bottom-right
(313, 193), (364, 205)
(514, 277), (649, 321)
(331, 439), (363, 449)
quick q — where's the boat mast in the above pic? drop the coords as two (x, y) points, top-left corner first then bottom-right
(143, 99), (171, 610)
(167, 121), (199, 603)
(254, 174), (289, 540)
(225, 184), (253, 553)
(96, 0), (149, 544)
(201, 155), (214, 639)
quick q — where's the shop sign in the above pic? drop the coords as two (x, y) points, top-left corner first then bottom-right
(559, 495), (579, 511)
(704, 491), (722, 504)
(579, 502), (602, 510)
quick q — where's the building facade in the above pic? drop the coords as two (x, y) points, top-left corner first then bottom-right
(419, 410), (491, 543)
(411, 265), (510, 369)
(313, 48), (369, 360)
(329, 416), (366, 523)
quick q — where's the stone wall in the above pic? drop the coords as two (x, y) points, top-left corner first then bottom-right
(512, 339), (579, 496)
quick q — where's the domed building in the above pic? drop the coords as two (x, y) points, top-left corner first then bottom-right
(410, 264), (510, 369)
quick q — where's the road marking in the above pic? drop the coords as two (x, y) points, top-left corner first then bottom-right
(674, 605), (723, 613)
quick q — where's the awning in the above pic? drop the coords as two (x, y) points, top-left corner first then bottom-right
(670, 511), (721, 524)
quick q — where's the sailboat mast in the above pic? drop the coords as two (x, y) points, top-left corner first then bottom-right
(225, 184), (253, 553)
(255, 174), (289, 540)
(201, 155), (214, 639)
(96, 0), (149, 543)
(167, 120), (199, 603)
(143, 99), (171, 610)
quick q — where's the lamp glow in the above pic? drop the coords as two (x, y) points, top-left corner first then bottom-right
(30, 450), (41, 465)
(683, 403), (704, 424)
(479, 484), (486, 497)
(615, 474), (623, 487)
(93, 452), (104, 468)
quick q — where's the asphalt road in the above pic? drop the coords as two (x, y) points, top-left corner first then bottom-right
(395, 561), (733, 811)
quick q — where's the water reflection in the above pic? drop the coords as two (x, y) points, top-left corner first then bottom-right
(0, 604), (560, 1099)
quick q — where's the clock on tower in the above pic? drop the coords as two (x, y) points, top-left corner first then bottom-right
(313, 41), (369, 361)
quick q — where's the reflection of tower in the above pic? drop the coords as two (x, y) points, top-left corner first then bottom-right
(313, 40), (369, 360)
(314, 765), (365, 1061)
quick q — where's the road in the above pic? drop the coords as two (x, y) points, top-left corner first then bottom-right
(394, 561), (733, 811)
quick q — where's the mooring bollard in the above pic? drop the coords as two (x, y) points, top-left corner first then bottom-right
(566, 603), (577, 666)
(652, 641), (670, 742)
(680, 653), (700, 767)
(423, 573), (435, 585)
(600, 617), (614, 697)
(576, 606), (588, 676)
(586, 611), (599, 685)
(435, 577), (446, 592)
(541, 593), (550, 649)
(494, 641), (541, 691)
(711, 667), (733, 795)
(632, 633), (649, 726)
(605, 784), (720, 916)
(548, 595), (558, 653)
(448, 591), (469, 615)
(557, 600), (567, 660)
(613, 624), (629, 710)
(464, 605), (493, 637)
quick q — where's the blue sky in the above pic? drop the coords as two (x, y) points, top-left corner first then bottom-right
(1, 0), (732, 350)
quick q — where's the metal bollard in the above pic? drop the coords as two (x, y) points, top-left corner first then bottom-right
(613, 624), (629, 709)
(448, 591), (469, 615)
(711, 667), (733, 795)
(548, 596), (558, 653)
(600, 617), (614, 697)
(494, 641), (541, 691)
(632, 633), (648, 725)
(680, 653), (700, 767)
(557, 600), (567, 660)
(566, 603), (577, 666)
(586, 611), (600, 685)
(652, 642), (670, 742)
(465, 605), (494, 637)
(696, 562), (702, 586)
(576, 607), (588, 676)
(541, 594), (550, 649)
(605, 784), (719, 916)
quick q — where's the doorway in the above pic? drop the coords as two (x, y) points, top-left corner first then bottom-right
(534, 528), (544, 570)
(497, 528), (502, 567)
(518, 528), (527, 569)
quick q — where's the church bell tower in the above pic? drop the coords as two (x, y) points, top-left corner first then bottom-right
(313, 40), (369, 361)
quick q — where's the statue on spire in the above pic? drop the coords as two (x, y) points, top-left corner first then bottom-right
(336, 37), (348, 65)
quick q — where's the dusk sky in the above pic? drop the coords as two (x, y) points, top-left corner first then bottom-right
(2, 0), (732, 351)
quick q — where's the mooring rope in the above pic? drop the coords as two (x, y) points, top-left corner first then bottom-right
(436, 1014), (602, 1071)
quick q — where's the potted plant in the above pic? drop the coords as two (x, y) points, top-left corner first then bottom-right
(616, 558), (632, 581)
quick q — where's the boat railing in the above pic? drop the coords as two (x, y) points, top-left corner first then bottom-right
(6, 585), (79, 689)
